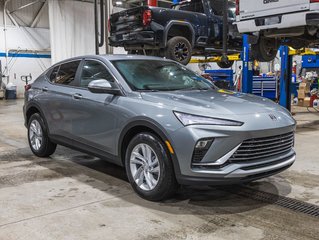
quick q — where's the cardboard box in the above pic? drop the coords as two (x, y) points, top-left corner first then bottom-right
(303, 97), (311, 107)
(298, 90), (306, 99)
(297, 99), (304, 107)
(299, 82), (311, 93)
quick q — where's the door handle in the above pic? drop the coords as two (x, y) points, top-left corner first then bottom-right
(72, 93), (83, 100)
(42, 87), (48, 92)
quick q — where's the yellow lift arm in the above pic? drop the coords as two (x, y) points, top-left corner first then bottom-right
(190, 48), (319, 64)
(190, 54), (241, 64)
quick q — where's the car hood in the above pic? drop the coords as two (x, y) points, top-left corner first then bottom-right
(140, 90), (284, 116)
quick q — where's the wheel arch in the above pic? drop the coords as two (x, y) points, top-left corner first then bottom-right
(163, 21), (195, 47)
(25, 103), (50, 133)
(118, 119), (181, 176)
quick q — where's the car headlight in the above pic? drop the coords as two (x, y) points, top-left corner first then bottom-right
(174, 111), (244, 126)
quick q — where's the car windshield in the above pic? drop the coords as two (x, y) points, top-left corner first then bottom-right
(112, 60), (215, 92)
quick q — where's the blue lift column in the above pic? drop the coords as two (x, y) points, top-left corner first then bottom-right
(241, 35), (253, 93)
(279, 46), (292, 111)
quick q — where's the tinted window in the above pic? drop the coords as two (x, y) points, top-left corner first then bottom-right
(52, 61), (80, 85)
(209, 0), (236, 17)
(177, 0), (204, 13)
(49, 66), (60, 82)
(80, 60), (114, 88)
(112, 60), (215, 91)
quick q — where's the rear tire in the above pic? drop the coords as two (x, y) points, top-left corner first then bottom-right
(27, 113), (57, 157)
(165, 36), (192, 65)
(217, 60), (234, 69)
(252, 37), (278, 62)
(125, 132), (178, 201)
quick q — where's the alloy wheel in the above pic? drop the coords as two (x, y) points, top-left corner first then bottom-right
(29, 119), (43, 151)
(130, 143), (160, 191)
(174, 42), (189, 62)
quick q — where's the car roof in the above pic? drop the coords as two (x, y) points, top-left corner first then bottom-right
(52, 54), (172, 66)
(100, 54), (172, 61)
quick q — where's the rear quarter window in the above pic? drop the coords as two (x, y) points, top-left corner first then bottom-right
(48, 66), (60, 82)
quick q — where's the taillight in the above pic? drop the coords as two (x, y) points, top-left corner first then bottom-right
(108, 18), (111, 32)
(24, 84), (31, 91)
(236, 0), (240, 15)
(311, 0), (319, 2)
(143, 10), (152, 26)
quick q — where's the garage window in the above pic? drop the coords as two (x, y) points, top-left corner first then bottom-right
(50, 61), (81, 85)
(80, 60), (115, 88)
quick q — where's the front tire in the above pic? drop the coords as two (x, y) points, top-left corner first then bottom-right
(252, 37), (278, 62)
(27, 113), (57, 157)
(125, 133), (178, 201)
(165, 36), (192, 65)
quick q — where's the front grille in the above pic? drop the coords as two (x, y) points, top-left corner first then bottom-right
(229, 132), (294, 162)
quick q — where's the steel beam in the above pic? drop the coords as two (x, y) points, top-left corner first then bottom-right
(279, 46), (292, 111)
(241, 34), (253, 93)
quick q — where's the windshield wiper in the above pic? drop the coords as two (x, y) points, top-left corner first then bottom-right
(137, 89), (159, 92)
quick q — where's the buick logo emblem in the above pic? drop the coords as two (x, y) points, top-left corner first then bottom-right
(269, 114), (277, 121)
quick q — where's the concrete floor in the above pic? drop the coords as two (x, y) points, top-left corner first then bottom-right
(0, 100), (319, 240)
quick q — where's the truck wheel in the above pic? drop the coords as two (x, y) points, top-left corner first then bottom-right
(125, 132), (178, 201)
(165, 36), (192, 65)
(128, 50), (143, 55)
(252, 37), (278, 62)
(217, 61), (234, 69)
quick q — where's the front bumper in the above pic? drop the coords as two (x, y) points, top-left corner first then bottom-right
(170, 120), (296, 185)
(177, 154), (295, 185)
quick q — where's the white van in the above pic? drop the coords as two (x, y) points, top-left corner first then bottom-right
(235, 0), (319, 61)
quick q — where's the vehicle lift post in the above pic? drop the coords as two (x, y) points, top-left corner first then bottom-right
(279, 45), (292, 111)
(241, 34), (253, 93)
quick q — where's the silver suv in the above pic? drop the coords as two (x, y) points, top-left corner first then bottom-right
(24, 55), (296, 201)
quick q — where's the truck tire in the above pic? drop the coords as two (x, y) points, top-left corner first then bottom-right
(252, 37), (278, 62)
(165, 36), (192, 65)
(217, 61), (234, 69)
(128, 50), (144, 55)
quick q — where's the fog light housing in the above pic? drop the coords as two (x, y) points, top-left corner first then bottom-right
(192, 138), (214, 163)
(195, 140), (211, 149)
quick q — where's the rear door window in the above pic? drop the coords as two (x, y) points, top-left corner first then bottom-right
(51, 61), (81, 85)
(79, 60), (115, 88)
(177, 0), (204, 13)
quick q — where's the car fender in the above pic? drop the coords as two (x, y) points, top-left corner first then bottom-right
(24, 101), (51, 134)
(118, 117), (182, 177)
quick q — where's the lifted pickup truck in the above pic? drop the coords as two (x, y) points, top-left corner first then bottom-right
(235, 0), (319, 62)
(109, 0), (242, 67)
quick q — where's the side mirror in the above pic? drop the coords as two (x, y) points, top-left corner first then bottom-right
(88, 79), (122, 95)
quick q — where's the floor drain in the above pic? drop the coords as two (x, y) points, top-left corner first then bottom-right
(230, 187), (319, 218)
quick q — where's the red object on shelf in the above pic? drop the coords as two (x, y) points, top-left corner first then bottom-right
(147, 0), (157, 6)
(310, 95), (318, 107)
